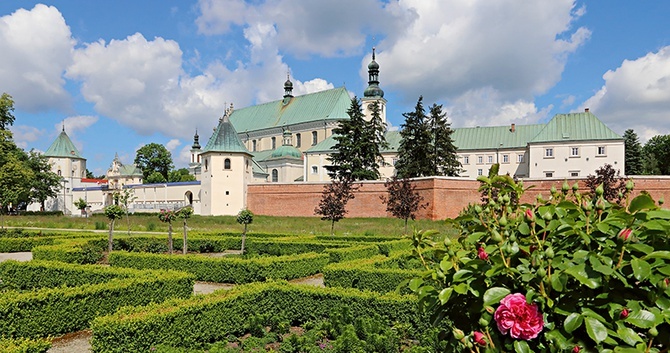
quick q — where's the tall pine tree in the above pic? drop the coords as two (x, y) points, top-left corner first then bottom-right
(428, 103), (461, 176)
(395, 96), (434, 178)
(327, 97), (387, 181)
(623, 129), (643, 175)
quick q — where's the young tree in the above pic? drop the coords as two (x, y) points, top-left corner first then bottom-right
(236, 209), (254, 254)
(134, 143), (174, 181)
(395, 96), (433, 178)
(381, 177), (427, 234)
(178, 206), (194, 255)
(114, 188), (137, 235)
(314, 179), (356, 235)
(75, 198), (88, 217)
(158, 209), (178, 254)
(104, 204), (124, 253)
(623, 129), (643, 175)
(326, 97), (387, 181)
(585, 164), (627, 204)
(26, 150), (61, 211)
(428, 103), (461, 176)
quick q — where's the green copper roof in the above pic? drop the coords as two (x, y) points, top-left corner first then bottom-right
(44, 130), (85, 159)
(118, 164), (143, 177)
(270, 145), (303, 159)
(530, 111), (622, 143)
(252, 159), (268, 176)
(203, 115), (251, 154)
(453, 124), (545, 150)
(306, 130), (401, 153)
(229, 87), (351, 133)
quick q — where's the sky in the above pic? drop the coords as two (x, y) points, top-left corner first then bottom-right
(1, 1), (669, 176)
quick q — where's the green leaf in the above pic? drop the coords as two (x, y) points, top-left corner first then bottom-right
(408, 278), (423, 291)
(629, 194), (657, 213)
(483, 287), (511, 306)
(630, 258), (651, 281)
(564, 312), (583, 334)
(644, 251), (670, 260)
(438, 288), (453, 305)
(584, 317), (608, 344)
(452, 269), (473, 282)
(439, 257), (453, 272)
(616, 326), (643, 346)
(514, 340), (532, 353)
(564, 263), (601, 289)
(647, 209), (670, 219)
(550, 272), (567, 292)
(613, 348), (645, 353)
(626, 310), (656, 329)
(518, 222), (530, 235)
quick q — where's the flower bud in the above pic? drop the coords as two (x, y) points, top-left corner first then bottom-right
(536, 193), (545, 203)
(444, 237), (452, 247)
(473, 331), (487, 346)
(550, 186), (557, 195)
(499, 215), (508, 227)
(595, 184), (604, 196)
(649, 327), (659, 337)
(618, 192), (624, 200)
(545, 246), (554, 259)
(617, 228), (632, 242)
(477, 247), (489, 261)
(572, 182), (579, 192)
(659, 197), (665, 206)
(537, 267), (546, 278)
(595, 197), (606, 211)
(562, 180), (570, 194)
(620, 308), (630, 319)
(502, 194), (510, 204)
(626, 180), (634, 191)
(524, 209), (535, 222)
(491, 229), (503, 243)
(659, 278), (670, 290)
(485, 306), (495, 314)
(581, 200), (592, 212)
(509, 233), (517, 242)
(572, 346), (581, 353)
(474, 205), (483, 214)
(478, 317), (490, 327)
(452, 328), (465, 340)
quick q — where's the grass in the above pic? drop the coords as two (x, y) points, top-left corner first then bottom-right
(1, 213), (456, 238)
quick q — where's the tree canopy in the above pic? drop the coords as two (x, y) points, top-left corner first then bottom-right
(0, 93), (16, 130)
(623, 129), (643, 175)
(134, 143), (174, 182)
(642, 134), (670, 175)
(427, 103), (461, 176)
(395, 96), (434, 178)
(326, 98), (387, 181)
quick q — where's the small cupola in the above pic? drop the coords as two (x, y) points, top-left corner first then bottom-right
(283, 72), (294, 102)
(363, 47), (384, 98)
(192, 129), (201, 149)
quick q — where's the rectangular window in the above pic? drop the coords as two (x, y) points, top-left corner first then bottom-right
(597, 146), (606, 155)
(571, 147), (579, 157)
(487, 155), (493, 164)
(296, 133), (301, 148)
(545, 148), (554, 158)
(312, 131), (318, 146)
(517, 154), (524, 163)
(477, 169), (483, 176)
(311, 166), (318, 174)
(545, 172), (554, 178)
(502, 154), (509, 163)
(252, 140), (257, 152)
(570, 171), (579, 177)
(463, 156), (469, 164)
(477, 156), (483, 164)
(271, 137), (276, 149)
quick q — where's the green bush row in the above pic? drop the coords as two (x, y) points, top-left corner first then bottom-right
(377, 239), (412, 256)
(108, 251), (330, 283)
(0, 338), (50, 353)
(315, 234), (403, 243)
(323, 253), (427, 293)
(0, 238), (54, 252)
(32, 239), (103, 264)
(0, 261), (195, 339)
(90, 281), (426, 353)
(324, 244), (380, 263)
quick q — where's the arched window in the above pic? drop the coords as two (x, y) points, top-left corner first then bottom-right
(224, 158), (231, 170)
(57, 170), (61, 176)
(204, 159), (208, 171)
(271, 137), (276, 149)
(271, 169), (278, 182)
(296, 133), (301, 147)
(312, 131), (318, 145)
(252, 140), (257, 152)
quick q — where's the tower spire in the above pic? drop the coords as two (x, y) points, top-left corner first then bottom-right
(283, 70), (294, 100)
(364, 47), (384, 98)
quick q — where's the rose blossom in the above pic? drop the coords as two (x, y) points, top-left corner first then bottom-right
(494, 293), (544, 340)
(477, 247), (489, 261)
(473, 331), (486, 346)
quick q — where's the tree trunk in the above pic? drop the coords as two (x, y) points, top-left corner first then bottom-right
(168, 222), (173, 254)
(331, 220), (335, 236)
(182, 220), (188, 255)
(404, 218), (409, 235)
(126, 211), (131, 235)
(240, 224), (247, 254)
(108, 219), (115, 253)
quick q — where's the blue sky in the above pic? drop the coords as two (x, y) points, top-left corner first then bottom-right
(1, 1), (669, 176)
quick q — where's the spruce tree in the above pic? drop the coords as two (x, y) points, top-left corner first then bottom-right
(395, 96), (433, 178)
(623, 129), (643, 176)
(428, 103), (461, 176)
(327, 97), (386, 181)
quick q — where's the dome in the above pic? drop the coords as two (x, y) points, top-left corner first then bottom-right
(364, 84), (384, 98)
(368, 60), (379, 70)
(270, 145), (302, 159)
(284, 79), (293, 89)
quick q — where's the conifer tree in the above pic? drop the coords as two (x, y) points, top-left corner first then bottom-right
(623, 129), (643, 175)
(395, 96), (433, 178)
(428, 103), (461, 176)
(327, 97), (386, 181)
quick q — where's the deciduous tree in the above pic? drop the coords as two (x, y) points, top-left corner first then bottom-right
(236, 209), (254, 254)
(314, 179), (356, 235)
(0, 93), (15, 130)
(643, 134), (670, 175)
(134, 143), (174, 181)
(178, 206), (194, 255)
(381, 177), (426, 234)
(158, 209), (178, 254)
(104, 204), (124, 253)
(26, 150), (61, 211)
(585, 164), (627, 204)
(168, 168), (196, 182)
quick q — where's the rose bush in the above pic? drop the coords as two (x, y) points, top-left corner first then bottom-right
(409, 166), (670, 352)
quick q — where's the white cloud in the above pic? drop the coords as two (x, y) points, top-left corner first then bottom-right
(0, 4), (74, 112)
(10, 125), (44, 149)
(51, 115), (98, 152)
(166, 139), (181, 152)
(293, 78), (334, 96)
(370, 0), (589, 126)
(176, 144), (192, 168)
(581, 46), (670, 141)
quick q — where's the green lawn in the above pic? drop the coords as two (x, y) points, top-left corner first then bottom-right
(2, 213), (455, 238)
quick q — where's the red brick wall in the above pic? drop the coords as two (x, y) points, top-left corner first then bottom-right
(247, 176), (670, 220)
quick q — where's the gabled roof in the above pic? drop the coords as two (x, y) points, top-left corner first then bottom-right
(203, 115), (251, 154)
(306, 130), (401, 154)
(44, 130), (85, 160)
(229, 87), (352, 133)
(453, 124), (545, 150)
(530, 112), (622, 143)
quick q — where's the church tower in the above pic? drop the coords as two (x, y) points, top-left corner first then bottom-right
(189, 129), (202, 179)
(200, 106), (253, 216)
(361, 47), (387, 125)
(43, 124), (87, 213)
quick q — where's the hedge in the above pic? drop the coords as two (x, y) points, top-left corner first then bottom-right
(0, 238), (54, 253)
(324, 243), (380, 263)
(315, 234), (403, 243)
(0, 260), (195, 339)
(108, 251), (330, 283)
(0, 338), (50, 353)
(90, 281), (426, 353)
(322, 252), (427, 293)
(31, 238), (103, 264)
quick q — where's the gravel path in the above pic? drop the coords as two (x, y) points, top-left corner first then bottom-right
(48, 330), (92, 353)
(0, 252), (32, 262)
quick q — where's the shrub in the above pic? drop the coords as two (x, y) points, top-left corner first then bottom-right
(410, 175), (670, 351)
(0, 338), (51, 353)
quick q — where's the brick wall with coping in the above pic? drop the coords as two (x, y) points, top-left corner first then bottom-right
(247, 176), (670, 220)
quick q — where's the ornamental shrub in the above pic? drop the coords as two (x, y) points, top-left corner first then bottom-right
(410, 173), (670, 352)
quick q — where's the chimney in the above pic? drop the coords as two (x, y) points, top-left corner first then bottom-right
(584, 108), (589, 112)
(510, 123), (516, 133)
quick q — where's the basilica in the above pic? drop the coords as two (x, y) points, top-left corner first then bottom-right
(35, 50), (625, 216)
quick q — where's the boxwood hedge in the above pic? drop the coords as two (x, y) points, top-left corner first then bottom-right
(0, 338), (50, 353)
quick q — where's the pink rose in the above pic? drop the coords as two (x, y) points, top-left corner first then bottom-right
(477, 247), (489, 261)
(618, 228), (632, 242)
(620, 308), (629, 319)
(524, 209), (534, 222)
(473, 331), (487, 346)
(494, 293), (544, 340)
